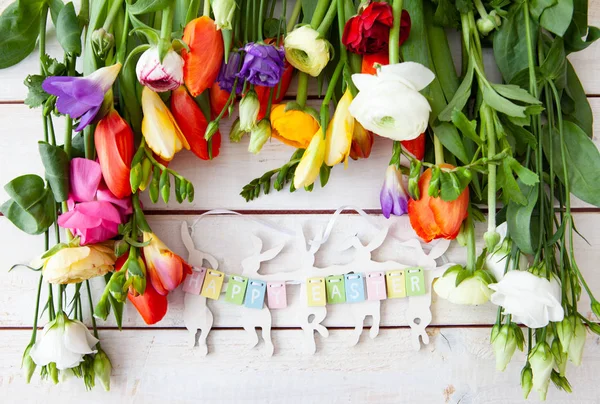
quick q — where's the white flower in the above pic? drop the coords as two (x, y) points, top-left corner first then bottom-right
(212, 0), (236, 30)
(491, 324), (519, 371)
(349, 62), (434, 141)
(239, 90), (260, 131)
(433, 267), (494, 305)
(284, 25), (330, 77)
(529, 343), (554, 400)
(484, 222), (529, 281)
(567, 319), (587, 366)
(489, 271), (564, 328)
(29, 313), (98, 370)
(136, 47), (184, 92)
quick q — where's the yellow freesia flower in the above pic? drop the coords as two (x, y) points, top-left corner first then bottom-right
(270, 104), (320, 149)
(294, 130), (326, 189)
(141, 87), (190, 160)
(32, 243), (116, 284)
(324, 89), (354, 166)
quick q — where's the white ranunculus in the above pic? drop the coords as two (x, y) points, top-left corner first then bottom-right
(29, 313), (98, 370)
(484, 222), (529, 281)
(433, 267), (493, 305)
(349, 62), (434, 141)
(489, 271), (564, 328)
(284, 25), (330, 77)
(136, 47), (184, 92)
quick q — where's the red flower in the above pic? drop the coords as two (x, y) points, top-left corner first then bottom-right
(342, 3), (411, 55)
(408, 164), (469, 242)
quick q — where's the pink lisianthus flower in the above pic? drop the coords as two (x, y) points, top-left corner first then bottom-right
(58, 158), (132, 245)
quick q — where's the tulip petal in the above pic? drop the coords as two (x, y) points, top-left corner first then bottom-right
(70, 158), (102, 202)
(128, 279), (168, 325)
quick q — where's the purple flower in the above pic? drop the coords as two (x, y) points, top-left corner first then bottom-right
(217, 52), (244, 94)
(42, 63), (121, 131)
(237, 42), (285, 87)
(380, 165), (409, 218)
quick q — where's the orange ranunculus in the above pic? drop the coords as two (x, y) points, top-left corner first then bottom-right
(210, 82), (231, 118)
(408, 164), (469, 242)
(182, 16), (224, 97)
(256, 61), (294, 120)
(270, 104), (320, 148)
(171, 86), (221, 160)
(142, 231), (192, 295)
(94, 109), (134, 199)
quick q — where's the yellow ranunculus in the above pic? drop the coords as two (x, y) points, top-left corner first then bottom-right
(324, 89), (354, 166)
(294, 130), (325, 189)
(141, 87), (190, 160)
(33, 243), (116, 284)
(270, 104), (320, 149)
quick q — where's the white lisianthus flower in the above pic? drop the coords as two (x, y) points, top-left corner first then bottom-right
(433, 266), (494, 305)
(528, 342), (554, 401)
(489, 271), (564, 328)
(239, 90), (260, 131)
(29, 312), (98, 370)
(490, 323), (523, 371)
(349, 62), (435, 141)
(284, 25), (330, 77)
(212, 0), (236, 30)
(136, 47), (184, 92)
(567, 319), (587, 366)
(484, 222), (530, 281)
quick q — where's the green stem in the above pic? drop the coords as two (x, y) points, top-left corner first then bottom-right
(48, 284), (55, 320)
(296, 72), (309, 107)
(287, 0), (303, 32)
(29, 274), (44, 343)
(102, 0), (124, 32)
(482, 104), (496, 235)
(434, 136), (445, 165)
(203, 0), (211, 17)
(316, 0), (338, 37)
(85, 280), (100, 339)
(320, 59), (345, 135)
(465, 215), (476, 273)
(57, 285), (64, 314)
(336, 0), (346, 61)
(117, 10), (130, 64)
(257, 0), (266, 41)
(310, 0), (331, 28)
(389, 0), (404, 64)
(160, 3), (174, 44)
(39, 5), (48, 74)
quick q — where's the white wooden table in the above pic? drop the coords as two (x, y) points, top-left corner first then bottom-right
(0, 2), (599, 403)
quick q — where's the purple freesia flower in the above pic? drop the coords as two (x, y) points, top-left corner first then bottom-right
(42, 63), (121, 131)
(380, 165), (409, 219)
(217, 52), (244, 94)
(237, 42), (285, 87)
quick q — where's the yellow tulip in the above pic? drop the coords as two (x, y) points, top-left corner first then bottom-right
(141, 87), (190, 161)
(270, 103), (320, 149)
(324, 89), (354, 166)
(32, 243), (116, 284)
(294, 129), (326, 189)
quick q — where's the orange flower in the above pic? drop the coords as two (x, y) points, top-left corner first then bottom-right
(361, 52), (389, 74)
(408, 164), (469, 242)
(349, 122), (374, 160)
(94, 109), (134, 199)
(142, 232), (192, 295)
(182, 16), (224, 97)
(270, 104), (320, 148)
(256, 63), (294, 120)
(209, 82), (231, 118)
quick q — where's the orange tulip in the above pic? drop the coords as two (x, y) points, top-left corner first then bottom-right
(209, 82), (231, 118)
(182, 16), (224, 97)
(408, 164), (469, 242)
(142, 231), (192, 295)
(94, 109), (134, 199)
(171, 86), (221, 160)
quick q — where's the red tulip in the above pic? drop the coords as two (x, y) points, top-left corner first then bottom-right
(94, 109), (134, 199)
(408, 164), (469, 242)
(256, 58), (294, 120)
(209, 82), (231, 118)
(182, 16), (224, 97)
(171, 86), (221, 160)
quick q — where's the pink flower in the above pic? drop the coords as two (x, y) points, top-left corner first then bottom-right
(58, 158), (131, 245)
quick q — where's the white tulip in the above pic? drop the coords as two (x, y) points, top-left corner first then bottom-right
(136, 47), (184, 92)
(489, 271), (564, 328)
(29, 313), (98, 370)
(284, 25), (330, 77)
(349, 62), (434, 141)
(484, 222), (529, 281)
(433, 267), (493, 305)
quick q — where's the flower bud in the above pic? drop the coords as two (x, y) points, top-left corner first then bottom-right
(555, 316), (574, 353)
(136, 47), (184, 92)
(114, 239), (129, 258)
(91, 28), (115, 60)
(93, 348), (112, 391)
(483, 230), (500, 251)
(476, 11), (501, 36)
(239, 90), (260, 131)
(229, 118), (246, 143)
(567, 318), (586, 366)
(529, 342), (554, 401)
(521, 364), (533, 399)
(491, 324), (518, 371)
(592, 300), (600, 318)
(205, 120), (220, 141)
(48, 362), (59, 384)
(284, 25), (330, 77)
(551, 337), (568, 375)
(186, 181), (195, 202)
(139, 158), (153, 191)
(22, 343), (36, 383)
(248, 119), (272, 154)
(130, 162), (143, 192)
(433, 266), (493, 305)
(212, 0), (236, 30)
(294, 130), (326, 189)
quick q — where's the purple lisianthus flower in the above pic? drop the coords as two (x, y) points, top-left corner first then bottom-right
(42, 63), (121, 131)
(380, 165), (409, 219)
(217, 52), (244, 94)
(237, 42), (285, 87)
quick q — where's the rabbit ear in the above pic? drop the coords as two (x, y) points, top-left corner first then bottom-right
(248, 234), (263, 252)
(293, 223), (307, 252)
(180, 222), (196, 258)
(258, 242), (284, 262)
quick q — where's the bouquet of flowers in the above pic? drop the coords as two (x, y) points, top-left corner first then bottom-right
(0, 0), (599, 399)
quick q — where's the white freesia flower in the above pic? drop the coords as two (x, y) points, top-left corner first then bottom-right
(29, 313), (98, 370)
(284, 25), (330, 77)
(136, 47), (184, 92)
(349, 62), (434, 141)
(433, 267), (494, 305)
(484, 222), (529, 281)
(489, 271), (564, 328)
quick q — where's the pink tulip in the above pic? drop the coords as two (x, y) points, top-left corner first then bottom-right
(58, 158), (131, 245)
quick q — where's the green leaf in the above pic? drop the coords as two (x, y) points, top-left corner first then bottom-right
(482, 87), (527, 118)
(451, 110), (482, 145)
(438, 60), (474, 122)
(562, 61), (593, 137)
(56, 2), (81, 55)
(23, 75), (49, 108)
(501, 159), (527, 206)
(433, 123), (469, 164)
(0, 0), (45, 69)
(540, 37), (567, 82)
(439, 169), (470, 202)
(107, 294), (124, 329)
(507, 182), (539, 255)
(319, 164), (331, 188)
(542, 122), (600, 207)
(491, 84), (541, 105)
(508, 157), (539, 186)
(1, 175), (56, 235)
(38, 141), (70, 202)
(539, 0), (573, 37)
(432, 0), (460, 28)
(5, 174), (48, 209)
(128, 0), (173, 15)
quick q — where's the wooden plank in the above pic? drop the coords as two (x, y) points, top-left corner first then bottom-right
(1, 212), (598, 328)
(1, 101), (599, 211)
(0, 328), (599, 403)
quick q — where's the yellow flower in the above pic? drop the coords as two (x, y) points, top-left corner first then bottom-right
(141, 87), (190, 160)
(294, 130), (325, 189)
(284, 26), (330, 77)
(33, 243), (116, 284)
(270, 104), (320, 149)
(324, 89), (354, 166)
